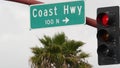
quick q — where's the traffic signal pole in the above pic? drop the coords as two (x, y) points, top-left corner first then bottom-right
(6, 0), (97, 28)
(6, 0), (43, 5)
(86, 17), (96, 27)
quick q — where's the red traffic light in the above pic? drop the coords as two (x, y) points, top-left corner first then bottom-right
(102, 14), (109, 26)
(97, 13), (109, 26)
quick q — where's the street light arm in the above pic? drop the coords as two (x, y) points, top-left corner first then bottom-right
(86, 17), (96, 28)
(6, 0), (43, 5)
(6, 0), (97, 28)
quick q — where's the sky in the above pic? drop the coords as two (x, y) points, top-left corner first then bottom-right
(0, 0), (120, 68)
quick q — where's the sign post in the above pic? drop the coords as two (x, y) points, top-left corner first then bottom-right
(30, 1), (85, 29)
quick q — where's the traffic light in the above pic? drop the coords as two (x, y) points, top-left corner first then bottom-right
(97, 6), (120, 65)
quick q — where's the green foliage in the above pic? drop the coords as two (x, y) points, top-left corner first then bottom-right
(52, 32), (66, 45)
(39, 35), (52, 47)
(79, 52), (90, 59)
(30, 32), (92, 68)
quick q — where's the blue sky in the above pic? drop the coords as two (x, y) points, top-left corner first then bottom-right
(0, 0), (120, 68)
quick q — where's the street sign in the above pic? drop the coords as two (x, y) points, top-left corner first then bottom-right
(30, 1), (85, 29)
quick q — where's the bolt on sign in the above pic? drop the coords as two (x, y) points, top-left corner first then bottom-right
(30, 0), (85, 29)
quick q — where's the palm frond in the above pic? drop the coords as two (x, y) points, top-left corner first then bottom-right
(47, 44), (62, 54)
(31, 46), (44, 56)
(52, 32), (66, 45)
(30, 32), (92, 68)
(39, 35), (52, 47)
(79, 52), (90, 58)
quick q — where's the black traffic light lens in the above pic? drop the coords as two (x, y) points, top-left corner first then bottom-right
(97, 29), (110, 41)
(97, 13), (109, 26)
(97, 44), (114, 57)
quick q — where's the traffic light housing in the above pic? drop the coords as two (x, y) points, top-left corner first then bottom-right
(97, 6), (120, 65)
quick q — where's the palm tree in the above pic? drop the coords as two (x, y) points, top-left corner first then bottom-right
(30, 32), (92, 68)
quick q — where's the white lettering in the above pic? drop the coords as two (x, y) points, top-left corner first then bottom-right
(56, 19), (60, 24)
(49, 9), (53, 16)
(54, 6), (57, 15)
(33, 9), (37, 18)
(32, 6), (58, 17)
(64, 5), (69, 14)
(45, 19), (54, 25)
(77, 6), (82, 15)
(38, 10), (42, 17)
(44, 9), (48, 16)
(70, 6), (76, 14)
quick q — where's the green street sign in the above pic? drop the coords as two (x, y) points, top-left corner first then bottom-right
(30, 1), (85, 29)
